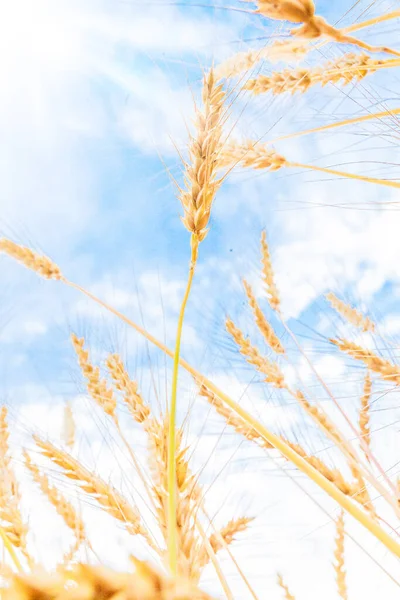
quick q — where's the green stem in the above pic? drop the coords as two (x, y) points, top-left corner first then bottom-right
(0, 526), (23, 572)
(167, 234), (199, 576)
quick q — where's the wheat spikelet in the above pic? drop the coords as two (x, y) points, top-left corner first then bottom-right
(23, 451), (85, 548)
(215, 39), (307, 79)
(360, 372), (372, 453)
(331, 339), (400, 385)
(33, 436), (153, 547)
(3, 560), (214, 600)
(218, 140), (287, 171)
(226, 317), (286, 388)
(334, 511), (348, 600)
(62, 403), (75, 449)
(197, 517), (253, 568)
(294, 391), (345, 450)
(106, 354), (150, 423)
(327, 293), (375, 333)
(243, 279), (284, 354)
(71, 334), (117, 418)
(0, 408), (29, 553)
(146, 418), (202, 579)
(180, 69), (225, 243)
(261, 231), (280, 311)
(244, 53), (385, 95)
(277, 573), (296, 600)
(0, 239), (63, 280)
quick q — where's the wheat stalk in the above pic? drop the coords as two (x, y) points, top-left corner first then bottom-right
(243, 279), (284, 354)
(33, 436), (154, 548)
(327, 293), (375, 333)
(277, 573), (296, 600)
(23, 451), (86, 550)
(334, 511), (348, 600)
(331, 339), (400, 385)
(226, 317), (286, 388)
(71, 334), (117, 419)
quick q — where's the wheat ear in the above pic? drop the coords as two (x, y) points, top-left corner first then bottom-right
(360, 372), (372, 458)
(71, 334), (117, 419)
(33, 436), (155, 548)
(243, 279), (284, 354)
(0, 408), (29, 560)
(196, 517), (253, 569)
(334, 511), (348, 600)
(327, 293), (375, 333)
(106, 354), (150, 423)
(23, 451), (85, 549)
(244, 54), (385, 95)
(277, 573), (296, 600)
(226, 317), (286, 388)
(0, 239), (63, 280)
(62, 402), (75, 449)
(331, 338), (400, 385)
(3, 560), (215, 600)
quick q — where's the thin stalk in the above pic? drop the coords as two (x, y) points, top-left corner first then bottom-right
(0, 526), (23, 573)
(62, 278), (400, 558)
(288, 161), (400, 189)
(195, 517), (234, 600)
(343, 10), (400, 34)
(167, 234), (199, 576)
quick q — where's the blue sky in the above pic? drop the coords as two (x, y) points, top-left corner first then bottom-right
(1, 0), (400, 598)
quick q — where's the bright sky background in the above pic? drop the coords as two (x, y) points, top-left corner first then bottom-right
(0, 0), (400, 598)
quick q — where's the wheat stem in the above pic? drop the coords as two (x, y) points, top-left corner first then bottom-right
(168, 235), (199, 576)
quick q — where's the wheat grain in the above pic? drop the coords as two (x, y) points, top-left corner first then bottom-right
(334, 511), (348, 600)
(0, 408), (29, 553)
(0, 239), (63, 280)
(180, 69), (225, 243)
(244, 53), (385, 95)
(277, 573), (296, 600)
(327, 293), (375, 333)
(226, 317), (286, 388)
(24, 451), (85, 547)
(331, 339), (400, 385)
(33, 436), (154, 547)
(243, 279), (284, 354)
(71, 334), (117, 418)
(106, 354), (150, 423)
(218, 140), (287, 171)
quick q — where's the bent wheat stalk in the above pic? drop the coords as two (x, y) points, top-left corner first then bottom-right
(2, 240), (400, 558)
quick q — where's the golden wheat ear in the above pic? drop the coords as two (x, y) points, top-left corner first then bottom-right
(334, 511), (348, 600)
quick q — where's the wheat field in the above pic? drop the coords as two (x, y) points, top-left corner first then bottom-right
(0, 1), (400, 598)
